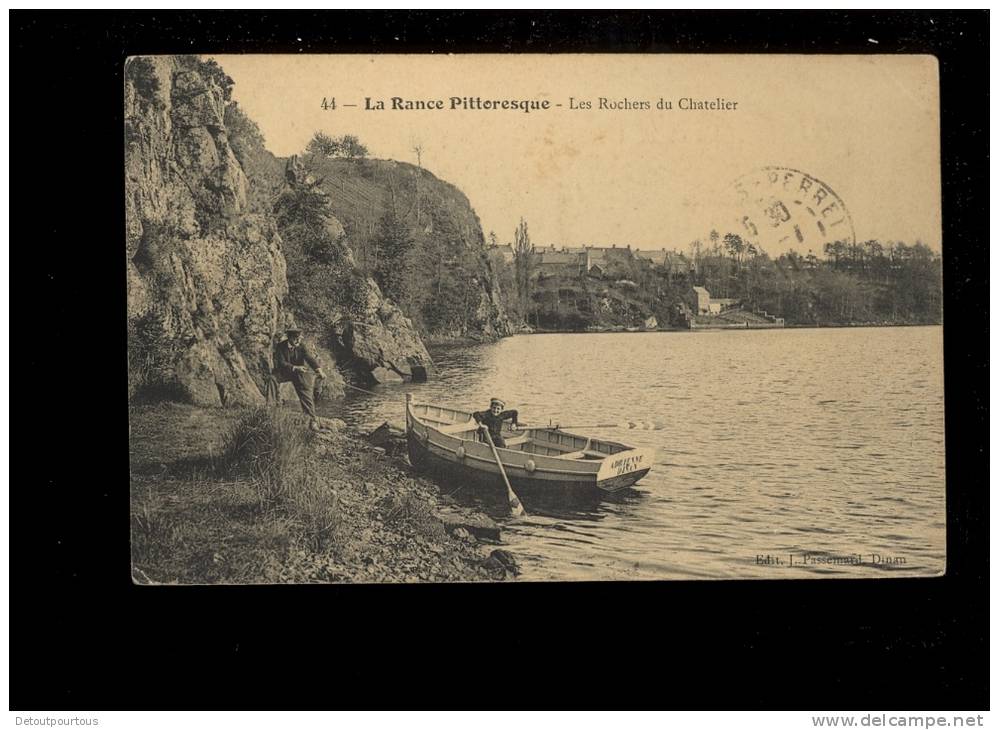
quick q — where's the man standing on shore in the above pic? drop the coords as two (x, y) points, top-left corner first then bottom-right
(270, 327), (327, 427)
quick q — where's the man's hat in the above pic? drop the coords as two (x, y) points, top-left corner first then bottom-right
(490, 397), (505, 408)
(286, 326), (302, 335)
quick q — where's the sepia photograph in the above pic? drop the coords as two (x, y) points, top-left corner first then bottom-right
(127, 52), (945, 584)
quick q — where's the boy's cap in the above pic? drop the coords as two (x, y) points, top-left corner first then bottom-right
(490, 398), (505, 408)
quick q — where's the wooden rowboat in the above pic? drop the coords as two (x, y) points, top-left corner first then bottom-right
(405, 395), (654, 505)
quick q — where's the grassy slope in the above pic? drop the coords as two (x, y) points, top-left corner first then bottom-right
(314, 157), (487, 262)
(129, 403), (513, 584)
(238, 147), (490, 276)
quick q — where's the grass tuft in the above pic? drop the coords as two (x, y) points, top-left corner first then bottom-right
(378, 492), (445, 539)
(218, 407), (344, 553)
(219, 407), (308, 506)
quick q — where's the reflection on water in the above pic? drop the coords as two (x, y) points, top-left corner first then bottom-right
(321, 327), (946, 581)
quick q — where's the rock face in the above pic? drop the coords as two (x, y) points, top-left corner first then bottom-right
(272, 156), (434, 386)
(128, 55), (511, 408)
(289, 157), (516, 342)
(126, 56), (289, 406)
(336, 282), (435, 383)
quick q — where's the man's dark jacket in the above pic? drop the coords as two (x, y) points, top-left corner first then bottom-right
(274, 339), (321, 379)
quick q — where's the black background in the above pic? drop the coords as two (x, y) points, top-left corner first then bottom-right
(10, 10), (988, 710)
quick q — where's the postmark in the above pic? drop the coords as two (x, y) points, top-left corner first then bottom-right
(730, 166), (856, 253)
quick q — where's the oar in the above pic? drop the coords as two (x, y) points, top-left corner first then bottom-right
(528, 421), (666, 431)
(481, 427), (526, 517)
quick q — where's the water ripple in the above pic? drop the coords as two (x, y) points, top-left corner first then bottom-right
(326, 327), (946, 581)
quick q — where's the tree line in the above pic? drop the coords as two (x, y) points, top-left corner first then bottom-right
(490, 223), (943, 328)
(688, 232), (942, 325)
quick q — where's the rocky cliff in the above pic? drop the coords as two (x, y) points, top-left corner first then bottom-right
(235, 142), (515, 345)
(126, 56), (291, 406)
(314, 157), (515, 342)
(276, 156), (435, 385)
(127, 55), (511, 405)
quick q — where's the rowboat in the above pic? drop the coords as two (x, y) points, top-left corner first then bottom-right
(405, 395), (654, 505)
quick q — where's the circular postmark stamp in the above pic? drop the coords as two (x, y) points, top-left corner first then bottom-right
(730, 167), (856, 253)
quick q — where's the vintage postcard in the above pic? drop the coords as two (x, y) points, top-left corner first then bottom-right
(127, 54), (944, 584)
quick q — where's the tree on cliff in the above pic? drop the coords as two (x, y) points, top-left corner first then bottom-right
(306, 132), (340, 158)
(373, 207), (416, 307)
(274, 167), (368, 326)
(339, 135), (369, 158)
(306, 131), (369, 159)
(724, 233), (745, 264)
(194, 57), (234, 101)
(274, 185), (335, 255)
(513, 218), (534, 324)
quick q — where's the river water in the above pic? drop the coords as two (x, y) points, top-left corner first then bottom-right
(323, 327), (945, 581)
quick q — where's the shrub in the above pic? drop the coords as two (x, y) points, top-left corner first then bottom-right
(219, 407), (308, 505)
(128, 307), (193, 402)
(126, 57), (162, 104)
(306, 131), (369, 159)
(131, 495), (182, 569)
(377, 492), (445, 539)
(225, 102), (266, 169)
(218, 408), (344, 553)
(286, 470), (343, 552)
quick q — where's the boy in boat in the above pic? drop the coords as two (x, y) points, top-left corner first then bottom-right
(473, 398), (519, 448)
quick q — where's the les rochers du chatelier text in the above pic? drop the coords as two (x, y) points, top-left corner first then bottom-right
(328, 96), (739, 113)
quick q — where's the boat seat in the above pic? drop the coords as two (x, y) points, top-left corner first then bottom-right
(560, 439), (604, 460)
(562, 449), (607, 460)
(439, 421), (478, 435)
(503, 435), (531, 448)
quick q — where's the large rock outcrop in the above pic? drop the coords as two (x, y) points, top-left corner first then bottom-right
(126, 56), (289, 406)
(336, 281), (435, 384)
(273, 156), (435, 386)
(128, 55), (517, 406)
(237, 146), (516, 346)
(316, 158), (515, 341)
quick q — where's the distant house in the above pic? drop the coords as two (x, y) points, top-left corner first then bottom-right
(533, 247), (588, 278)
(635, 248), (692, 276)
(528, 243), (647, 279)
(688, 286), (740, 315)
(634, 248), (670, 267)
(557, 244), (635, 273)
(586, 248), (608, 271)
(560, 246), (607, 273)
(690, 286), (712, 314)
(488, 244), (515, 264)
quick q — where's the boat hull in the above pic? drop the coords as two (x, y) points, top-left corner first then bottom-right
(404, 397), (654, 508)
(407, 431), (650, 506)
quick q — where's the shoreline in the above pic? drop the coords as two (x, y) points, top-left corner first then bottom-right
(503, 321), (941, 336)
(420, 321), (942, 351)
(129, 402), (518, 584)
